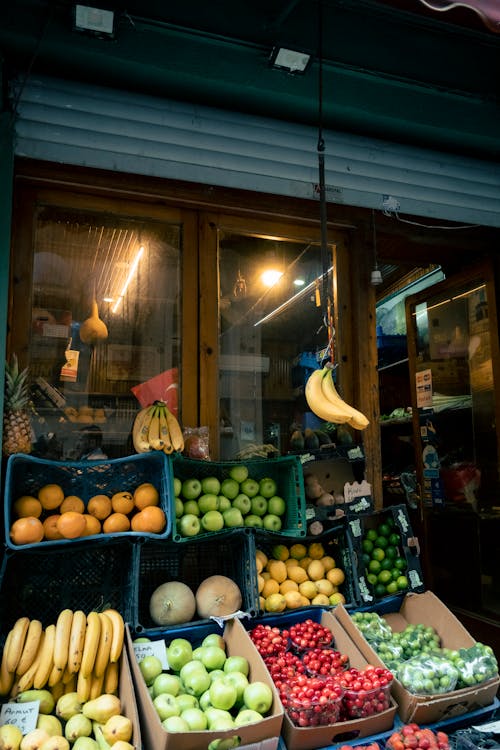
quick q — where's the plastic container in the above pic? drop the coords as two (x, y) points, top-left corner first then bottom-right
(4, 451), (172, 549)
(302, 646), (350, 677)
(0, 538), (136, 637)
(170, 453), (307, 541)
(342, 680), (393, 719)
(282, 679), (344, 727)
(132, 528), (259, 634)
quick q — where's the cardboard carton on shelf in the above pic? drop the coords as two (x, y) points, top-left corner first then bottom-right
(126, 618), (283, 750)
(333, 590), (500, 725)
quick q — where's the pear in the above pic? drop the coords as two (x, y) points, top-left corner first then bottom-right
(72, 740), (99, 750)
(56, 693), (84, 721)
(102, 715), (132, 746)
(91, 724), (110, 750)
(20, 729), (50, 750)
(64, 715), (92, 743)
(36, 715), (63, 738)
(0, 724), (23, 750)
(17, 690), (55, 715)
(82, 694), (121, 723)
(38, 738), (70, 750)
(110, 744), (134, 750)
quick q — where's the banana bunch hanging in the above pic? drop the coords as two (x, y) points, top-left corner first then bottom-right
(132, 400), (184, 454)
(305, 366), (369, 430)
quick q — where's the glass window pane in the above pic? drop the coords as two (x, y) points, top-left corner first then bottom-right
(29, 206), (181, 460)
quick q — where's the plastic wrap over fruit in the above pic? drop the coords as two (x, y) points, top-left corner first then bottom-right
(397, 653), (459, 695)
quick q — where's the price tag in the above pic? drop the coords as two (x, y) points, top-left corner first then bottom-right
(0, 700), (39, 734)
(133, 639), (168, 670)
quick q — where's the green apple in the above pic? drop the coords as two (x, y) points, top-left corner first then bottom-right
(259, 477), (277, 498)
(199, 645), (226, 671)
(183, 668), (211, 697)
(183, 499), (200, 516)
(209, 677), (237, 710)
(180, 659), (207, 683)
(223, 670), (249, 703)
(179, 513), (201, 537)
(267, 495), (286, 516)
(133, 637), (151, 643)
(234, 708), (264, 726)
(244, 514), (263, 528)
(240, 478), (260, 497)
(229, 464), (249, 483)
(243, 681), (273, 714)
(180, 707), (207, 730)
(250, 495), (268, 516)
(182, 478), (202, 500)
(176, 694), (199, 712)
(202, 633), (226, 650)
(162, 715), (190, 732)
(222, 507), (244, 527)
(223, 655), (249, 676)
(262, 513), (282, 532)
(201, 510), (224, 532)
(139, 655), (163, 685)
(173, 477), (182, 497)
(204, 707), (233, 729)
(220, 478), (240, 500)
(174, 497), (184, 518)
(152, 673), (181, 697)
(232, 493), (251, 515)
(198, 493), (219, 513)
(166, 638), (193, 671)
(208, 669), (225, 684)
(199, 689), (213, 711)
(201, 476), (221, 495)
(218, 496), (231, 512)
(153, 692), (180, 720)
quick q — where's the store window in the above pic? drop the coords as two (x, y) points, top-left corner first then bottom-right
(15, 204), (182, 460)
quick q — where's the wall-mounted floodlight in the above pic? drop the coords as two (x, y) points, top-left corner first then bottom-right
(73, 4), (115, 37)
(269, 47), (312, 74)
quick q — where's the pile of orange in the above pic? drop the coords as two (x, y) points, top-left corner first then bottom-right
(9, 481), (166, 546)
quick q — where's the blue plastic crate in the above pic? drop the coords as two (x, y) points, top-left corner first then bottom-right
(4, 451), (172, 549)
(132, 529), (259, 635)
(170, 453), (307, 542)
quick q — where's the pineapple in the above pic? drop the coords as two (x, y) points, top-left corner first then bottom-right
(2, 354), (33, 456)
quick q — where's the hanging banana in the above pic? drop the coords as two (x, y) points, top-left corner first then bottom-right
(305, 366), (369, 430)
(132, 401), (185, 453)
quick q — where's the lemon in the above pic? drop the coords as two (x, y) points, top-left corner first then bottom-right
(307, 559), (325, 581)
(311, 593), (330, 606)
(261, 578), (280, 598)
(326, 567), (345, 586)
(289, 543), (307, 560)
(287, 566), (309, 584)
(265, 593), (287, 613)
(280, 579), (299, 594)
(283, 590), (304, 609)
(257, 574), (265, 593)
(329, 592), (346, 606)
(298, 580), (318, 600)
(272, 544), (290, 561)
(308, 542), (325, 560)
(315, 578), (335, 597)
(256, 549), (268, 569)
(298, 556), (312, 570)
(267, 559), (287, 583)
(285, 557), (300, 569)
(320, 555), (336, 571)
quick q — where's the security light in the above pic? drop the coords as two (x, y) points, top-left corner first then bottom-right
(269, 47), (312, 74)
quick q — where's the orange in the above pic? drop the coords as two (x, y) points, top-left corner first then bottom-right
(111, 491), (134, 515)
(133, 483), (159, 510)
(56, 511), (87, 539)
(60, 495), (85, 514)
(38, 484), (64, 511)
(82, 514), (101, 536)
(10, 516), (44, 545)
(131, 505), (166, 534)
(13, 495), (42, 519)
(87, 495), (112, 520)
(43, 514), (64, 541)
(102, 512), (131, 534)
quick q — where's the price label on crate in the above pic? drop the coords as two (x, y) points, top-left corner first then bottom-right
(132, 639), (168, 669)
(0, 700), (39, 734)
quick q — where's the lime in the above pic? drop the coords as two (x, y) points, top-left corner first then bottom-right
(378, 523), (391, 537)
(368, 559), (381, 575)
(385, 545), (398, 560)
(374, 583), (387, 598)
(377, 570), (392, 584)
(366, 529), (378, 542)
(361, 552), (371, 567)
(389, 532), (400, 546)
(367, 573), (378, 586)
(394, 557), (408, 572)
(380, 558), (393, 571)
(375, 536), (389, 549)
(386, 581), (399, 595)
(362, 539), (374, 554)
(391, 568), (400, 580)
(397, 575), (409, 590)
(371, 547), (385, 562)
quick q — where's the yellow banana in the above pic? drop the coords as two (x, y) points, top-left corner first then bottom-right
(68, 610), (87, 674)
(5, 616), (30, 673)
(17, 631), (45, 693)
(132, 405), (156, 453)
(0, 631), (15, 697)
(320, 367), (370, 430)
(49, 661), (64, 688)
(157, 404), (173, 454)
(164, 405), (184, 452)
(147, 405), (163, 450)
(76, 667), (92, 702)
(80, 612), (101, 678)
(50, 679), (65, 703)
(93, 613), (112, 678)
(101, 609), (124, 664)
(34, 623), (56, 689)
(89, 670), (105, 700)
(16, 618), (43, 676)
(305, 368), (352, 424)
(64, 673), (77, 693)
(53, 608), (73, 673)
(103, 660), (119, 695)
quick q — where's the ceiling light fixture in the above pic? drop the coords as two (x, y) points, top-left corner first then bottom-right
(111, 245), (144, 313)
(261, 269), (283, 287)
(269, 46), (312, 74)
(73, 4), (115, 37)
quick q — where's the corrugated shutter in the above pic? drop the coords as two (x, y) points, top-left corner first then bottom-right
(12, 75), (500, 228)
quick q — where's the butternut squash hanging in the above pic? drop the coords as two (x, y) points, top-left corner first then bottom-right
(79, 298), (108, 345)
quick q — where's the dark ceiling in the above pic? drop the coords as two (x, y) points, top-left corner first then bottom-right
(1, 0), (499, 160)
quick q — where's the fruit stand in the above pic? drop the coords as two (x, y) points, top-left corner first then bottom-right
(0, 450), (499, 750)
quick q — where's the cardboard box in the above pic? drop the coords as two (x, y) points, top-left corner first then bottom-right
(334, 591), (500, 724)
(126, 618), (283, 750)
(118, 645), (143, 750)
(275, 609), (397, 750)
